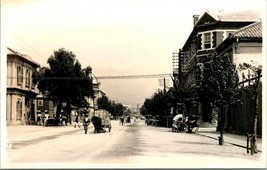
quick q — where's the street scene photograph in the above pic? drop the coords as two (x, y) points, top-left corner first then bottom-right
(1, 0), (266, 169)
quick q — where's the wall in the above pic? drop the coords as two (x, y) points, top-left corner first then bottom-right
(233, 42), (262, 82)
(229, 83), (262, 137)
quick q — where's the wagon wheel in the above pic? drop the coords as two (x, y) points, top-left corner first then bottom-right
(151, 121), (157, 127)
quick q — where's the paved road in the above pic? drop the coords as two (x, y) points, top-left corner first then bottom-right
(2, 120), (265, 168)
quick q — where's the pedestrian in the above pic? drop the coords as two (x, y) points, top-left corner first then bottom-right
(120, 116), (124, 126)
(37, 115), (41, 125)
(74, 114), (80, 128)
(42, 114), (46, 126)
(83, 114), (90, 134)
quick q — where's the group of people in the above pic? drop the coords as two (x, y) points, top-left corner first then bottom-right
(119, 116), (134, 126)
(36, 114), (47, 126)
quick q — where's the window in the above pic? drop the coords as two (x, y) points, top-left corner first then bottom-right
(204, 33), (211, 49)
(17, 66), (23, 85)
(25, 69), (31, 87)
(37, 100), (43, 107)
(16, 99), (22, 120)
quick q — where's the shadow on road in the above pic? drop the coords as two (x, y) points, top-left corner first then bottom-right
(174, 140), (216, 146)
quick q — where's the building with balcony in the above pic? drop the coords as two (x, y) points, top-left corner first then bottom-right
(6, 47), (40, 125)
(175, 10), (261, 123)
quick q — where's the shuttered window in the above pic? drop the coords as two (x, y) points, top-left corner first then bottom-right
(212, 32), (217, 48)
(204, 33), (211, 49)
(197, 34), (202, 50)
(17, 66), (23, 85)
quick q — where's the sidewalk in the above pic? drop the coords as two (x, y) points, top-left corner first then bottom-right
(5, 120), (122, 149)
(197, 127), (262, 152)
(5, 124), (91, 149)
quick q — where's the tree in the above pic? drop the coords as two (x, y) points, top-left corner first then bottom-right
(170, 77), (191, 116)
(200, 54), (239, 145)
(97, 95), (111, 111)
(140, 90), (170, 117)
(35, 48), (94, 124)
(97, 96), (125, 117)
(140, 98), (153, 116)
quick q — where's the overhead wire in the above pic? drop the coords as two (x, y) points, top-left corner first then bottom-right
(8, 34), (48, 64)
(7, 73), (172, 80)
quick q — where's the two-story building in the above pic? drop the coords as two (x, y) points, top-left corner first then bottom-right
(176, 10), (261, 123)
(6, 47), (40, 125)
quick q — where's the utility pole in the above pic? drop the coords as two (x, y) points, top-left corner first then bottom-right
(159, 77), (169, 128)
(163, 78), (166, 94)
(163, 78), (168, 128)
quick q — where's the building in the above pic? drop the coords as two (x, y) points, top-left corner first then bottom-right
(214, 21), (262, 135)
(85, 66), (106, 118)
(36, 93), (55, 119)
(215, 21), (262, 82)
(6, 47), (40, 125)
(175, 10), (261, 123)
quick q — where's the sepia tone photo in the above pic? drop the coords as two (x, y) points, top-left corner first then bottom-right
(1, 0), (266, 169)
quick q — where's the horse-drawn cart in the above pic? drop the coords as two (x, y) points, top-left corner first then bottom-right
(92, 109), (112, 133)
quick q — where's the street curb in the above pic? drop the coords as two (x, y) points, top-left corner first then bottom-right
(196, 133), (262, 153)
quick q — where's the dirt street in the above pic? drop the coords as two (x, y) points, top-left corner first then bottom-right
(2, 120), (264, 168)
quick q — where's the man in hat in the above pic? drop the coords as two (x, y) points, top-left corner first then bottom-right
(83, 114), (90, 134)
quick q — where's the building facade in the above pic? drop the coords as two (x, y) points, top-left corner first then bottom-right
(214, 21), (262, 135)
(215, 21), (262, 82)
(176, 10), (261, 123)
(6, 47), (40, 125)
(85, 66), (106, 118)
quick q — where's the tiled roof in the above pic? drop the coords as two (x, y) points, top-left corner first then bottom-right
(207, 9), (261, 22)
(232, 21), (262, 38)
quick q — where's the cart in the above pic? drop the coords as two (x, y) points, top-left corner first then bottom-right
(94, 109), (112, 133)
(101, 118), (112, 132)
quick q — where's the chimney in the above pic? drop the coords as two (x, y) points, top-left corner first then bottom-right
(193, 15), (200, 26)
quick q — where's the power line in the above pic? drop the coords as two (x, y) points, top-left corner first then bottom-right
(97, 74), (172, 79)
(8, 35), (48, 64)
(7, 73), (172, 80)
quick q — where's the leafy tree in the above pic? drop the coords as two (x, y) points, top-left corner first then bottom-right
(97, 96), (125, 117)
(140, 90), (171, 117)
(35, 48), (93, 124)
(200, 54), (239, 145)
(97, 95), (111, 110)
(140, 98), (153, 116)
(112, 102), (125, 117)
(169, 77), (191, 116)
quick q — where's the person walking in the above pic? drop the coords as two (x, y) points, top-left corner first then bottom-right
(120, 116), (124, 126)
(74, 114), (80, 128)
(83, 114), (90, 134)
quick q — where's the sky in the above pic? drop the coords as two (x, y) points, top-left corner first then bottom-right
(1, 0), (265, 108)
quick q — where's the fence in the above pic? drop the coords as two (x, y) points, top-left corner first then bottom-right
(228, 76), (262, 137)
